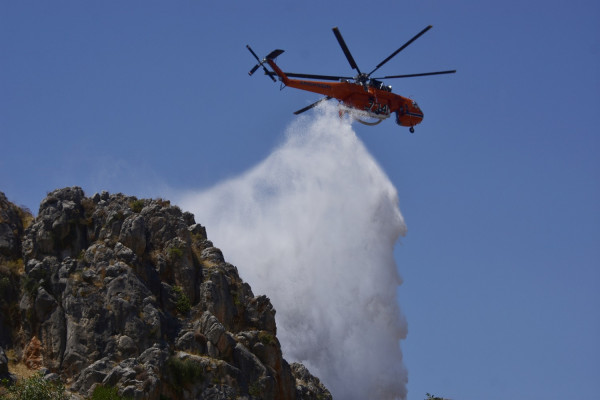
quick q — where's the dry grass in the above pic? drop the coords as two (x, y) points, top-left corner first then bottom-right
(19, 209), (34, 230)
(1, 259), (24, 275)
(8, 361), (39, 379)
(200, 259), (220, 269)
(6, 349), (39, 380)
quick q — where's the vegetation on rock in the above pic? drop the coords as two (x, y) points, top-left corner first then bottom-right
(2, 373), (67, 400)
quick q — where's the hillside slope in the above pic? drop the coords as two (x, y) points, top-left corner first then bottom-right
(0, 187), (330, 400)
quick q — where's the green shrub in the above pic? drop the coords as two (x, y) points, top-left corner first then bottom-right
(166, 356), (204, 391)
(232, 290), (242, 307)
(168, 246), (184, 261)
(129, 199), (144, 213)
(249, 381), (262, 396)
(173, 286), (191, 314)
(5, 372), (67, 400)
(258, 331), (276, 346)
(91, 384), (133, 400)
(22, 275), (41, 298)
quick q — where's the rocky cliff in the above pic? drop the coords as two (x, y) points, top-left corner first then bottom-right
(0, 187), (331, 399)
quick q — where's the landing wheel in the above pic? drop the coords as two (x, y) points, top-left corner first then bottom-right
(409, 127), (415, 133)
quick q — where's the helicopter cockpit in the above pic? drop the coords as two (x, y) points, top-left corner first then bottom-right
(370, 79), (392, 92)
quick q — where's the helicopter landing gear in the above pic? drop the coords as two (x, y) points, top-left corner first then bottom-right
(409, 126), (415, 133)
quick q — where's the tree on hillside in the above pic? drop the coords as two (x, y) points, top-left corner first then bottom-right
(426, 393), (449, 400)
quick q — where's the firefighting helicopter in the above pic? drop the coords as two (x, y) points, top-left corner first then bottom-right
(247, 25), (455, 133)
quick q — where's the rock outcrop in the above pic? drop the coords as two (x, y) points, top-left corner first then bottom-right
(0, 187), (331, 400)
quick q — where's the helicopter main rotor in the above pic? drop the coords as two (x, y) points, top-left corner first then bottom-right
(265, 25), (456, 88)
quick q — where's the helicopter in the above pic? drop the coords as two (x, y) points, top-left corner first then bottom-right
(247, 25), (455, 133)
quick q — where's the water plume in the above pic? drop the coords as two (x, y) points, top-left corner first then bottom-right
(180, 104), (408, 399)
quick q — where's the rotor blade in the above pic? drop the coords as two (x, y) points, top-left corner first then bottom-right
(265, 66), (277, 82)
(293, 96), (332, 115)
(286, 72), (353, 81)
(249, 64), (260, 76)
(247, 45), (260, 61)
(257, 64), (276, 82)
(374, 70), (456, 79)
(332, 27), (361, 74)
(368, 25), (433, 76)
(265, 71), (352, 81)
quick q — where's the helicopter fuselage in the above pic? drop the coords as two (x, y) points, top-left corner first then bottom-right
(266, 58), (424, 128)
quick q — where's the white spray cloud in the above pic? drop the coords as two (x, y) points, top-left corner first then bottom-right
(179, 104), (408, 399)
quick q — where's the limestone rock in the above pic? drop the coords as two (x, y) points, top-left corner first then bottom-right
(0, 192), (28, 259)
(292, 362), (333, 400)
(0, 188), (328, 399)
(23, 336), (43, 369)
(0, 346), (8, 376)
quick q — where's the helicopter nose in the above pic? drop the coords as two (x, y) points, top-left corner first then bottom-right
(409, 104), (424, 124)
(396, 107), (424, 127)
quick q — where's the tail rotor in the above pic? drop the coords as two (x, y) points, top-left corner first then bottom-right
(247, 45), (277, 82)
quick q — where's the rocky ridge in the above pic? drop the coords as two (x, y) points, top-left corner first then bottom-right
(0, 188), (331, 399)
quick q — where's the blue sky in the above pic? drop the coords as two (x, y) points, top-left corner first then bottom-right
(2, 1), (599, 399)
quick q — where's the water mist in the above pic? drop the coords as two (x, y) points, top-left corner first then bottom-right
(180, 104), (409, 399)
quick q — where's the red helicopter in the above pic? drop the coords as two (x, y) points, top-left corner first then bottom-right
(247, 25), (455, 133)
